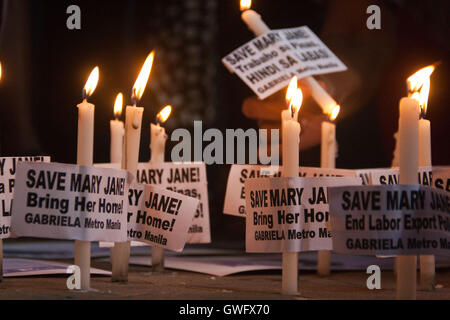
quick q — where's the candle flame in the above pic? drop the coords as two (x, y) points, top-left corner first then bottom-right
(328, 104), (340, 121)
(289, 88), (303, 118)
(407, 65), (435, 115)
(83, 66), (99, 99)
(132, 51), (155, 103)
(157, 105), (172, 124)
(240, 0), (252, 11)
(114, 93), (123, 118)
(285, 76), (298, 104)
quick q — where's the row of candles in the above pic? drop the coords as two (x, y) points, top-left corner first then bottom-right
(76, 51), (173, 289)
(239, 0), (436, 299)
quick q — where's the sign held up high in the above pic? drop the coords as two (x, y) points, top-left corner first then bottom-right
(222, 26), (347, 99)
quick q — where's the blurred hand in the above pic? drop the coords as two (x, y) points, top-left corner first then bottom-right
(242, 79), (328, 151)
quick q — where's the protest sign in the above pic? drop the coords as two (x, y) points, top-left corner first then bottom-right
(329, 185), (450, 256)
(224, 164), (357, 217)
(12, 162), (129, 242)
(0, 157), (50, 239)
(245, 177), (361, 253)
(222, 26), (347, 99)
(136, 162), (210, 243)
(127, 182), (200, 252)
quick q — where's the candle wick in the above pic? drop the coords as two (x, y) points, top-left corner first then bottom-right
(131, 88), (138, 106)
(82, 89), (87, 101)
(420, 110), (426, 119)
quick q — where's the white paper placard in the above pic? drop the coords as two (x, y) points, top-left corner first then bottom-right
(370, 166), (450, 193)
(0, 156), (50, 239)
(96, 162), (211, 245)
(354, 168), (392, 186)
(222, 26), (347, 99)
(126, 182), (200, 252)
(224, 164), (357, 217)
(329, 185), (450, 256)
(136, 162), (210, 244)
(11, 162), (130, 242)
(245, 177), (362, 253)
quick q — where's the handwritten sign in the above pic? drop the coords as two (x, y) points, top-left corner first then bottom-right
(222, 26), (347, 99)
(127, 182), (200, 252)
(329, 185), (450, 256)
(224, 164), (357, 217)
(245, 177), (361, 253)
(0, 157), (50, 239)
(11, 162), (130, 242)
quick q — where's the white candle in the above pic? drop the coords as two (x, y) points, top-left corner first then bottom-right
(150, 124), (167, 163)
(112, 105), (143, 282)
(75, 66), (99, 290)
(112, 51), (154, 282)
(110, 93), (125, 164)
(282, 119), (300, 296)
(149, 105), (172, 271)
(109, 94), (125, 267)
(240, 3), (339, 115)
(281, 79), (302, 295)
(397, 97), (420, 300)
(419, 116), (435, 290)
(317, 115), (338, 276)
(407, 65), (435, 291)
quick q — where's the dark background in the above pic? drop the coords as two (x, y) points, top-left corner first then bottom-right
(0, 0), (448, 243)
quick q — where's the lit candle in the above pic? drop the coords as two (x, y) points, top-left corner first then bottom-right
(110, 93), (125, 164)
(281, 77), (302, 295)
(149, 105), (172, 271)
(317, 104), (340, 276)
(407, 65), (436, 290)
(397, 96), (420, 300)
(150, 105), (172, 163)
(112, 51), (155, 282)
(240, 0), (340, 116)
(108, 93), (125, 267)
(75, 66), (99, 290)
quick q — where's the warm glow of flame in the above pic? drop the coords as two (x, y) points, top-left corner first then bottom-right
(84, 67), (99, 98)
(289, 88), (303, 116)
(329, 104), (340, 121)
(285, 76), (298, 104)
(132, 51), (155, 102)
(157, 105), (172, 124)
(407, 65), (435, 114)
(114, 93), (123, 118)
(240, 0), (252, 11)
(0, 62), (2, 81)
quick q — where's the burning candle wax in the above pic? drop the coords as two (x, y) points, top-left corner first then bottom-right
(407, 65), (436, 290)
(317, 105), (340, 276)
(110, 93), (125, 164)
(112, 51), (155, 282)
(397, 96), (420, 300)
(281, 77), (302, 295)
(75, 66), (99, 290)
(150, 105), (172, 271)
(240, 0), (340, 116)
